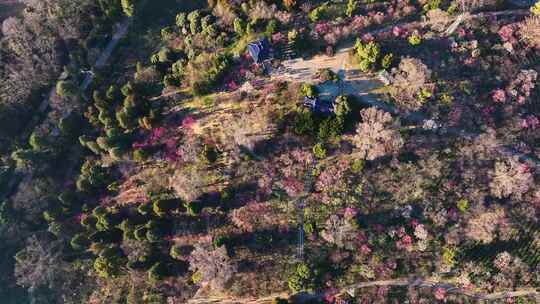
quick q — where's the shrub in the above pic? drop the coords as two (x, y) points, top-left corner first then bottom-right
(148, 262), (168, 282)
(133, 149), (150, 162)
(137, 203), (152, 215)
(292, 110), (316, 135)
(146, 220), (166, 242)
(94, 247), (126, 278)
(312, 143), (327, 159)
(134, 226), (147, 241)
(318, 117), (343, 141)
(354, 39), (381, 72)
(56, 80), (77, 97)
(382, 53), (394, 69)
(153, 198), (180, 217)
(301, 83), (318, 97)
(408, 33), (422, 45)
(185, 201), (202, 216)
(288, 263), (315, 293)
(70, 234), (90, 251)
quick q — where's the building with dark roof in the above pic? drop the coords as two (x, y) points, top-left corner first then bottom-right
(303, 96), (335, 114)
(247, 37), (272, 64)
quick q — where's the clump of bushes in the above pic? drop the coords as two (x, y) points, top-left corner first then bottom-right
(187, 54), (232, 96)
(94, 246), (127, 278)
(316, 68), (339, 82)
(76, 160), (110, 193)
(287, 263), (317, 293)
(354, 38), (381, 72)
(301, 83), (318, 97)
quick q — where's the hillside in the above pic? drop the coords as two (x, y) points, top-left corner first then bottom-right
(1, 0), (540, 303)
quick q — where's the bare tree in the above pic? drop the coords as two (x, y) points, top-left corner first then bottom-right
(189, 243), (236, 290)
(15, 234), (72, 296)
(170, 165), (206, 203)
(230, 109), (275, 152)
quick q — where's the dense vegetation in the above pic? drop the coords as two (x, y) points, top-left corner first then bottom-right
(1, 0), (540, 303)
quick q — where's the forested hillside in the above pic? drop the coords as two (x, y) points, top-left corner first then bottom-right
(1, 0), (540, 303)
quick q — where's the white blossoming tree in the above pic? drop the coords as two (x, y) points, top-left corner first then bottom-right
(353, 107), (403, 160)
(320, 215), (358, 250)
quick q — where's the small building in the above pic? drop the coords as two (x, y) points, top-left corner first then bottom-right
(303, 96), (335, 114)
(247, 37), (272, 64)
